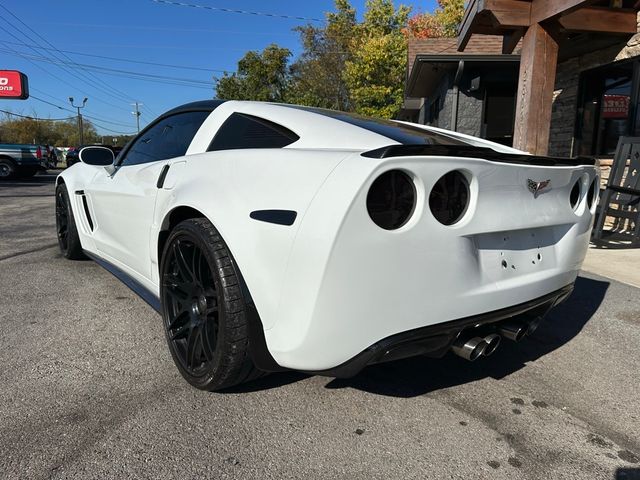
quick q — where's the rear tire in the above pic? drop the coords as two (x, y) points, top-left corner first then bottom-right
(55, 184), (85, 260)
(0, 158), (16, 179)
(160, 218), (261, 391)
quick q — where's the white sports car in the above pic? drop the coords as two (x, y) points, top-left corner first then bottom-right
(55, 100), (598, 390)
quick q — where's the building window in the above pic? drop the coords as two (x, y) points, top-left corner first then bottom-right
(575, 61), (635, 156)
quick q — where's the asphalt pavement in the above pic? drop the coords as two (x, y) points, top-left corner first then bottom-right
(1, 171), (639, 479)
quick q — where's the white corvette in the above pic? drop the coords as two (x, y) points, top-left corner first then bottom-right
(55, 100), (598, 390)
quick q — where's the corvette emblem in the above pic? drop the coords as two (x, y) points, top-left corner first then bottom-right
(527, 179), (551, 198)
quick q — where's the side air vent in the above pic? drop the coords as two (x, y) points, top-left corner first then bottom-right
(79, 193), (94, 231)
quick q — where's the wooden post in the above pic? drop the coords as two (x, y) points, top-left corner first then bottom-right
(513, 23), (559, 155)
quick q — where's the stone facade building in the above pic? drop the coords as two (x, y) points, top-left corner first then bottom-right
(405, 16), (640, 162)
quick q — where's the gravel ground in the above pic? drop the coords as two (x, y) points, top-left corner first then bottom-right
(0, 171), (639, 479)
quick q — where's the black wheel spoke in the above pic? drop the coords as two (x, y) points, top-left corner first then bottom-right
(169, 323), (190, 341)
(168, 310), (189, 330)
(173, 241), (194, 282)
(186, 326), (202, 369)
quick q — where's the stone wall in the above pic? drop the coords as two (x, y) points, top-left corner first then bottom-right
(425, 72), (484, 137)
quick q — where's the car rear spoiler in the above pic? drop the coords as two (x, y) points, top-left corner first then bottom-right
(361, 144), (596, 167)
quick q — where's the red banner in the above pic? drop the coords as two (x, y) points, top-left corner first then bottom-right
(0, 70), (29, 99)
(602, 94), (629, 119)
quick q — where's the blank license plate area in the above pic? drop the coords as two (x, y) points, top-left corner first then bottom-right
(474, 227), (559, 279)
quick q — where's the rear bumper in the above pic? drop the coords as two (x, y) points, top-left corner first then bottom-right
(306, 283), (573, 378)
(263, 154), (596, 371)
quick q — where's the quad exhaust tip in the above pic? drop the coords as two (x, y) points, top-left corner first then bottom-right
(497, 321), (529, 342)
(451, 317), (543, 361)
(451, 334), (501, 361)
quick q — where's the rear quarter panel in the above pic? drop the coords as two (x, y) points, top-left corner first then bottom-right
(152, 148), (354, 329)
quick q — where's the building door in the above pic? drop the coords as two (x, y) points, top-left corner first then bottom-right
(482, 84), (517, 146)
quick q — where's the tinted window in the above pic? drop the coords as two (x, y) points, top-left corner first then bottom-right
(288, 106), (468, 146)
(120, 110), (210, 166)
(208, 113), (299, 151)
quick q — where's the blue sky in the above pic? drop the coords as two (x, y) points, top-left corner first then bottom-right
(0, 0), (436, 136)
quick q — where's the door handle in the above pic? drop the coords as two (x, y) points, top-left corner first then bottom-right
(156, 164), (170, 188)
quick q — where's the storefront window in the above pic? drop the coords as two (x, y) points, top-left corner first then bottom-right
(575, 62), (634, 156)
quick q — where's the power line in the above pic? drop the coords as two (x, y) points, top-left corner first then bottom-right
(27, 22), (299, 37)
(0, 3), (136, 104)
(152, 0), (322, 22)
(0, 22), (131, 113)
(0, 48), (214, 89)
(1, 41), (230, 73)
(0, 109), (75, 121)
(30, 88), (138, 126)
(30, 93), (138, 129)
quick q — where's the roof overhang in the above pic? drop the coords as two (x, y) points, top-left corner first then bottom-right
(458, 0), (638, 54)
(406, 54), (520, 98)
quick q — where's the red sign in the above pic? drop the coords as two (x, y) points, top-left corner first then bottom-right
(602, 94), (629, 119)
(0, 70), (29, 99)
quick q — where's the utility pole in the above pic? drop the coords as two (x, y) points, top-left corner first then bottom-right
(131, 102), (142, 133)
(69, 96), (88, 145)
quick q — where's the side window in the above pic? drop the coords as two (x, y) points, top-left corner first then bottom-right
(120, 110), (210, 166)
(208, 113), (299, 151)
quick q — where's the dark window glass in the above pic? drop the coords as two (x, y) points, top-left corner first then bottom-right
(288, 106), (468, 146)
(575, 62), (633, 156)
(208, 113), (299, 151)
(120, 110), (210, 166)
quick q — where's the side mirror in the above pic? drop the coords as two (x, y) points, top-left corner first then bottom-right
(79, 146), (114, 166)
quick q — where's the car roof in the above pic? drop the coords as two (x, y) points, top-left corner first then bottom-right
(161, 100), (226, 117)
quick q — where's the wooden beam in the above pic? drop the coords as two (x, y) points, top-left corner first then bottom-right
(502, 29), (524, 53)
(457, 0), (479, 51)
(513, 23), (559, 155)
(530, 0), (589, 24)
(558, 7), (638, 34)
(482, 0), (531, 27)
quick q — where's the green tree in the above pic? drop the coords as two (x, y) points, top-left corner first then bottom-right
(0, 113), (99, 146)
(343, 0), (410, 118)
(288, 0), (356, 110)
(215, 44), (292, 102)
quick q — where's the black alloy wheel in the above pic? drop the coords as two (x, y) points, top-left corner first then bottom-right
(160, 218), (260, 391)
(56, 188), (69, 252)
(162, 237), (220, 377)
(55, 184), (85, 259)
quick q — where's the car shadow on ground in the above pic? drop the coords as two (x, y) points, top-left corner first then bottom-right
(231, 275), (609, 397)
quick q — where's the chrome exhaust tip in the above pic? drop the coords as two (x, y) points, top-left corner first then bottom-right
(482, 333), (501, 356)
(451, 336), (486, 361)
(497, 321), (529, 342)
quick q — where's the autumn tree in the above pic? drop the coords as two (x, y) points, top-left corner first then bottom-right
(343, 0), (410, 118)
(405, 0), (465, 39)
(215, 44), (292, 102)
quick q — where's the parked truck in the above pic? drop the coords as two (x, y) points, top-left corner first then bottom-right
(0, 143), (49, 179)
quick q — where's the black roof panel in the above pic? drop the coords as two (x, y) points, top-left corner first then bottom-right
(161, 99), (226, 118)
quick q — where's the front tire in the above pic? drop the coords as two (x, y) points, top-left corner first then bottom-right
(55, 184), (85, 259)
(160, 218), (261, 391)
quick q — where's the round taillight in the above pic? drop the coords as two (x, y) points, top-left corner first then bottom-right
(587, 178), (598, 209)
(570, 179), (581, 210)
(429, 171), (469, 225)
(367, 170), (416, 230)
